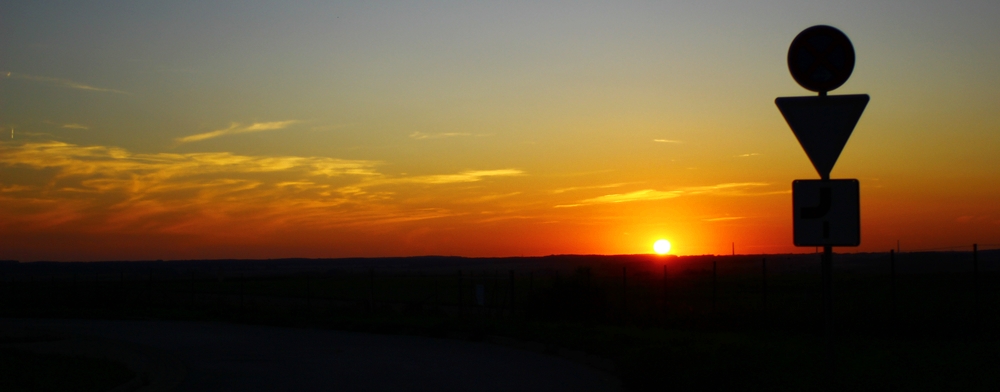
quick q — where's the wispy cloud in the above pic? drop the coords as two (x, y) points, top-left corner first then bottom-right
(736, 153), (760, 158)
(680, 182), (770, 195)
(550, 183), (628, 194)
(0, 142), (380, 184)
(342, 169), (524, 194)
(654, 139), (682, 143)
(474, 214), (531, 224)
(457, 192), (522, 204)
(410, 132), (472, 140)
(402, 169), (523, 185)
(956, 215), (990, 223)
(177, 121), (298, 143)
(0, 185), (35, 193)
(558, 189), (682, 207)
(556, 182), (772, 208)
(337, 169), (524, 199)
(61, 123), (89, 130)
(4, 72), (129, 94)
(703, 216), (746, 222)
(0, 142), (525, 239)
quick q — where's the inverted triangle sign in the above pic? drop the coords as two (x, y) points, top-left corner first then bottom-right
(776, 94), (869, 178)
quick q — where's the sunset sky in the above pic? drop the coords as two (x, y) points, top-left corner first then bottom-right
(3, 1), (1000, 261)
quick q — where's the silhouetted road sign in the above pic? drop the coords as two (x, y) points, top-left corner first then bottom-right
(776, 94), (869, 179)
(793, 179), (859, 246)
(781, 26), (866, 361)
(780, 25), (867, 249)
(787, 25), (855, 93)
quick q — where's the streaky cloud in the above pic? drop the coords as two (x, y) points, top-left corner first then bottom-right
(681, 182), (770, 195)
(0, 142), (526, 236)
(343, 169), (524, 194)
(0, 141), (381, 183)
(703, 216), (746, 222)
(576, 189), (682, 205)
(457, 192), (522, 204)
(557, 182), (772, 207)
(550, 183), (628, 194)
(177, 120), (298, 143)
(410, 132), (472, 140)
(4, 72), (129, 94)
(406, 169), (523, 185)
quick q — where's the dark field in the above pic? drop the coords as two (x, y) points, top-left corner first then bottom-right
(0, 328), (135, 392)
(2, 250), (999, 391)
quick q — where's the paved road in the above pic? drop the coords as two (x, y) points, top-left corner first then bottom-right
(4, 319), (621, 392)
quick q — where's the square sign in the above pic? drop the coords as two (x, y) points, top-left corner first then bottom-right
(792, 179), (860, 246)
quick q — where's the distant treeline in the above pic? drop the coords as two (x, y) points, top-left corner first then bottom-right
(3, 249), (997, 275)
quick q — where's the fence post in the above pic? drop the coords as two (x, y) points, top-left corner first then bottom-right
(493, 270), (500, 318)
(712, 259), (718, 312)
(890, 250), (895, 317)
(509, 270), (515, 318)
(147, 269), (153, 311)
(190, 270), (196, 309)
(762, 258), (767, 315)
(240, 273), (245, 313)
(974, 244), (979, 323)
(622, 266), (627, 322)
(529, 271), (534, 297)
(120, 270), (125, 310)
(368, 268), (374, 311)
(13, 275), (19, 312)
(663, 264), (668, 315)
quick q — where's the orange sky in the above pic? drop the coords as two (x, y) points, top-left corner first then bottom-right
(2, 2), (1000, 261)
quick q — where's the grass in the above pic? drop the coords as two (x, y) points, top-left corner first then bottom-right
(0, 346), (135, 392)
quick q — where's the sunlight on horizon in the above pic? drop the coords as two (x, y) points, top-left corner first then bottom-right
(653, 239), (672, 255)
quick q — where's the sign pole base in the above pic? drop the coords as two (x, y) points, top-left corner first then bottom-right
(822, 245), (834, 383)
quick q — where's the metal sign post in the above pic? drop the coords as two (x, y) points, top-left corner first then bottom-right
(776, 25), (869, 373)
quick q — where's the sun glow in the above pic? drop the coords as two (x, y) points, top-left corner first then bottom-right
(653, 239), (671, 255)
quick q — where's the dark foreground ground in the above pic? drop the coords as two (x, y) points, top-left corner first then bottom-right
(2, 318), (619, 392)
(2, 250), (999, 391)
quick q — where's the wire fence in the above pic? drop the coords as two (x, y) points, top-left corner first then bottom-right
(902, 243), (1000, 252)
(1, 246), (998, 339)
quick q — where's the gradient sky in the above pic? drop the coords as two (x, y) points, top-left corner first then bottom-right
(2, 1), (1000, 261)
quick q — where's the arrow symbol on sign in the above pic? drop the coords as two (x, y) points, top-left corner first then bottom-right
(800, 187), (831, 219)
(776, 94), (869, 179)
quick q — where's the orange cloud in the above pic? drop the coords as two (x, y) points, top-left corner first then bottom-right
(0, 142), (524, 246)
(555, 183), (772, 207)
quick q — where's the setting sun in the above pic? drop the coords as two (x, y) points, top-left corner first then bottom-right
(653, 239), (672, 255)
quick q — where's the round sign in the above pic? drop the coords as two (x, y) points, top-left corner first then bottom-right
(787, 25), (855, 93)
